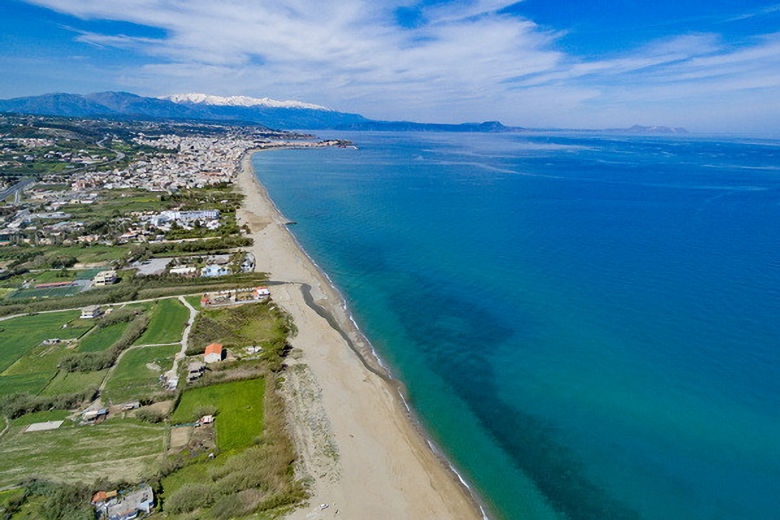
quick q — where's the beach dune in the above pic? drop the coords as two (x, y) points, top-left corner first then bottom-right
(237, 150), (484, 520)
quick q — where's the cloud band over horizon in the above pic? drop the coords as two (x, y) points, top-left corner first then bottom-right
(2, 0), (780, 132)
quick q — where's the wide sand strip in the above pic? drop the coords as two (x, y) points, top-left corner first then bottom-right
(236, 150), (484, 520)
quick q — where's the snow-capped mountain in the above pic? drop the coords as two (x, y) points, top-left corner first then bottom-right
(164, 93), (332, 111)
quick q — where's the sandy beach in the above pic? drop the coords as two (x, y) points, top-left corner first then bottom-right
(236, 150), (485, 520)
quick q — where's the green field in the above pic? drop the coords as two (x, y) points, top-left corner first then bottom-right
(0, 373), (52, 396)
(40, 369), (107, 396)
(102, 344), (180, 403)
(6, 285), (81, 300)
(9, 410), (71, 426)
(78, 321), (129, 352)
(134, 298), (189, 346)
(0, 342), (75, 396)
(3, 342), (72, 377)
(0, 420), (166, 487)
(184, 295), (202, 309)
(0, 311), (91, 395)
(63, 191), (166, 218)
(172, 378), (265, 452)
(39, 244), (127, 264)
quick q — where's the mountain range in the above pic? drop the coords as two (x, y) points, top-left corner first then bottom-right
(0, 91), (686, 134)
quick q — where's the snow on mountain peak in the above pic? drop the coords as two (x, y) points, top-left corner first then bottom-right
(163, 93), (332, 111)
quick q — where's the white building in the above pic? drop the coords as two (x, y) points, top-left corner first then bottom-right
(81, 305), (103, 319)
(93, 270), (117, 286)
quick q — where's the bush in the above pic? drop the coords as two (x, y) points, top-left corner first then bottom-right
(191, 405), (217, 422)
(210, 494), (246, 520)
(8, 480), (94, 520)
(164, 483), (214, 513)
(1, 388), (97, 419)
(136, 409), (164, 423)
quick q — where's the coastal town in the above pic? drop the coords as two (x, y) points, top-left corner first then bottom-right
(0, 113), (351, 518)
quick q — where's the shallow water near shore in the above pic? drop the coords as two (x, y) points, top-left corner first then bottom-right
(252, 131), (780, 520)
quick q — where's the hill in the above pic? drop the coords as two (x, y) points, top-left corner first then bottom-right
(0, 91), (508, 132)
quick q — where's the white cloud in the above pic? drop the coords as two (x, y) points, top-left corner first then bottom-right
(22, 0), (780, 130)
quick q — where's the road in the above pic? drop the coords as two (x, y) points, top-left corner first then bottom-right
(0, 177), (34, 203)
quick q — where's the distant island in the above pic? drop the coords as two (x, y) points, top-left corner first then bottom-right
(0, 91), (686, 134)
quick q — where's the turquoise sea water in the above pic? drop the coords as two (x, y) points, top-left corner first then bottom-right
(252, 132), (780, 520)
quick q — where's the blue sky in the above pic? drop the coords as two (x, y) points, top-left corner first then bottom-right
(1, 0), (780, 131)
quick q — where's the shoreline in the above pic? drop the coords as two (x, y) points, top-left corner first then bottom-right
(236, 148), (489, 520)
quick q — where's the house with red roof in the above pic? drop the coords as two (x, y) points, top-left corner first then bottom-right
(204, 343), (224, 364)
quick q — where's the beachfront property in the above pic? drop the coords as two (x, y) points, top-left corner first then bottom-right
(93, 484), (154, 520)
(204, 343), (224, 364)
(93, 269), (117, 286)
(81, 305), (103, 319)
(199, 286), (270, 307)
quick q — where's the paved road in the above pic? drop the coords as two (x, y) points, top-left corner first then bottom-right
(0, 177), (33, 202)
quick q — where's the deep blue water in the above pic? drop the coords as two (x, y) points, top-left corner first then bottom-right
(252, 132), (780, 520)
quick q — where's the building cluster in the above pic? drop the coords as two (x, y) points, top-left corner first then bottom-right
(71, 134), (255, 192)
(199, 286), (270, 307)
(0, 138), (108, 169)
(92, 484), (154, 520)
(148, 208), (220, 230)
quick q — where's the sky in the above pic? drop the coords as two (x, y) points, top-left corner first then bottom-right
(1, 0), (780, 132)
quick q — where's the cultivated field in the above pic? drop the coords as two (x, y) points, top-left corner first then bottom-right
(172, 378), (265, 452)
(0, 311), (91, 395)
(134, 298), (189, 345)
(40, 369), (107, 396)
(0, 420), (167, 487)
(78, 321), (129, 352)
(102, 343), (180, 403)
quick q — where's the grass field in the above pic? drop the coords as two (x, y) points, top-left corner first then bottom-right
(78, 321), (129, 352)
(0, 342), (74, 396)
(9, 409), (71, 426)
(102, 344), (180, 403)
(172, 378), (265, 452)
(6, 285), (82, 300)
(63, 191), (166, 218)
(3, 342), (72, 377)
(134, 298), (189, 346)
(0, 373), (52, 396)
(0, 311), (90, 395)
(0, 420), (167, 487)
(184, 295), (202, 309)
(40, 369), (107, 396)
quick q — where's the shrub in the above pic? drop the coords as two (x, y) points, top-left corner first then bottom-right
(1, 388), (97, 419)
(136, 409), (164, 423)
(210, 494), (246, 520)
(164, 483), (214, 513)
(191, 405), (217, 422)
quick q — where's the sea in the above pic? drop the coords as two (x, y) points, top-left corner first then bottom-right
(251, 131), (780, 520)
